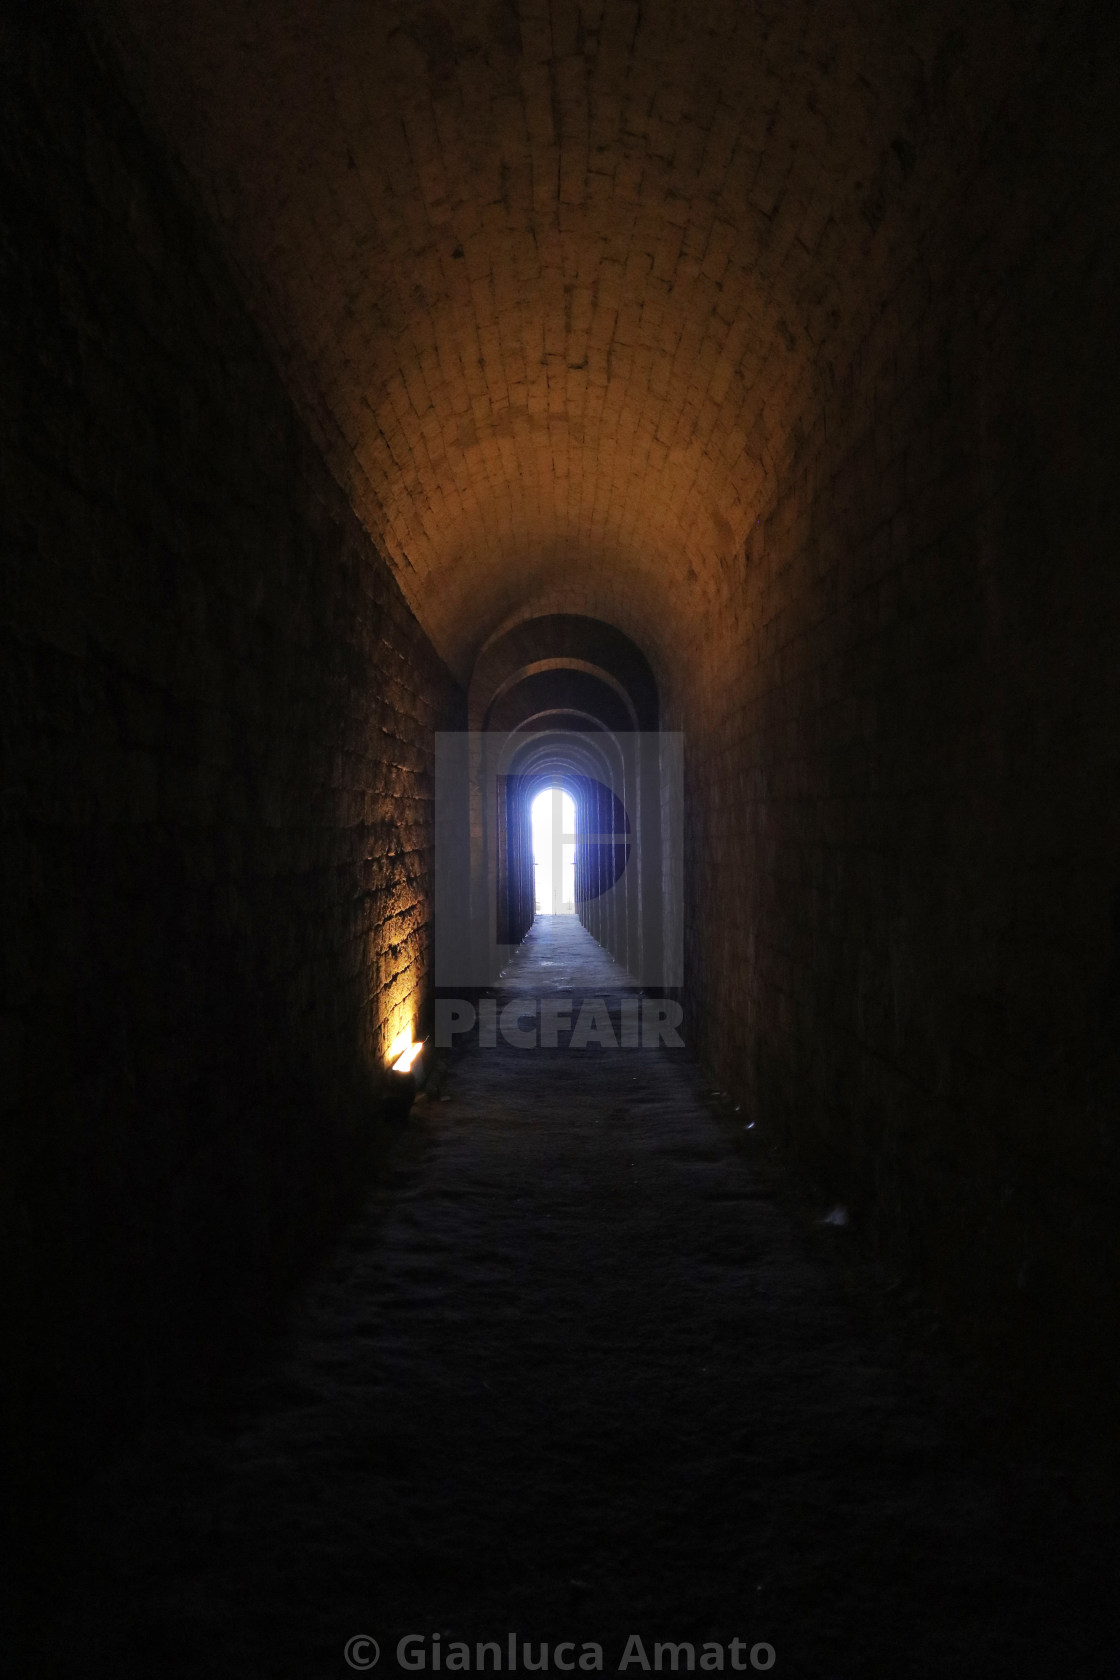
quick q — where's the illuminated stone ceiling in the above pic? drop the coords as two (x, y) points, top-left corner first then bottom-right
(84, 0), (962, 679)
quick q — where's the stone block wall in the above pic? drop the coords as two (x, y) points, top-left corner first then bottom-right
(683, 3), (1120, 1421)
(0, 6), (461, 1472)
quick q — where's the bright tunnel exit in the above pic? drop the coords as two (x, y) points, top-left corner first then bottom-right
(531, 786), (576, 915)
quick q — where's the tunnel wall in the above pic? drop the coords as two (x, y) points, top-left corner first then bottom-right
(685, 8), (1120, 1419)
(496, 776), (534, 953)
(1, 5), (461, 1471)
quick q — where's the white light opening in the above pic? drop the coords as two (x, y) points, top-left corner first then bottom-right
(531, 786), (576, 914)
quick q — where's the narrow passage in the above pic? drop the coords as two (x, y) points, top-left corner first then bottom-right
(51, 919), (1117, 1678)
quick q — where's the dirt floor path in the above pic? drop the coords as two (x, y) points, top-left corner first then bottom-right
(35, 918), (1120, 1677)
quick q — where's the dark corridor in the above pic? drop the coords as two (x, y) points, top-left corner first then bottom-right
(5, 0), (1120, 1673)
(20, 919), (1120, 1677)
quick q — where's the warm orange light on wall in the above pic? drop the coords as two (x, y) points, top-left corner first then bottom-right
(387, 1027), (422, 1073)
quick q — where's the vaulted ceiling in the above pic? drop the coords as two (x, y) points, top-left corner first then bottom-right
(83, 0), (962, 680)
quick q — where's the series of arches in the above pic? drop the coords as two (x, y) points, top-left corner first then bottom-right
(435, 613), (679, 996)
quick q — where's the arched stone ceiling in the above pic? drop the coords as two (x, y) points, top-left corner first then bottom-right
(471, 614), (657, 726)
(84, 0), (962, 680)
(488, 668), (633, 732)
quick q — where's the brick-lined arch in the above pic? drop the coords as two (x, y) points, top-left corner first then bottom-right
(13, 0), (1120, 1463)
(466, 610), (666, 980)
(488, 669), (632, 733)
(79, 0), (964, 681)
(471, 614), (658, 729)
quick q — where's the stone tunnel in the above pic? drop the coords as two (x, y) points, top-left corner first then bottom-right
(4, 0), (1120, 1672)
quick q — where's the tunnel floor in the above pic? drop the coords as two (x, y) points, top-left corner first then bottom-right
(42, 917), (1118, 1678)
